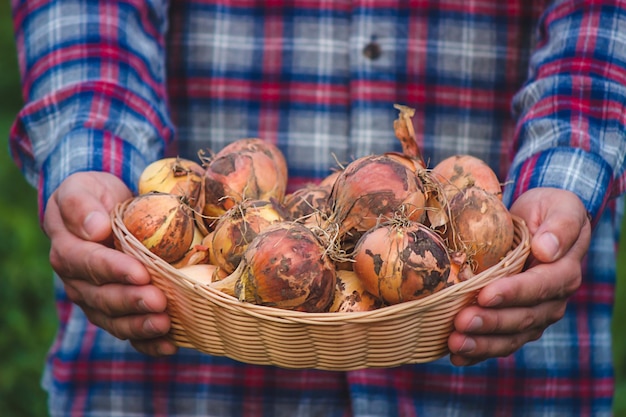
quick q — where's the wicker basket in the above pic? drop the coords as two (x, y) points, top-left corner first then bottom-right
(112, 200), (530, 371)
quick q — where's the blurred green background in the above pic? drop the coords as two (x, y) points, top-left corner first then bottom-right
(2, 2), (626, 416)
(0, 3), (57, 417)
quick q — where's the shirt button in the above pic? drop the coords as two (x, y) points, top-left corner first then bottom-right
(363, 41), (382, 60)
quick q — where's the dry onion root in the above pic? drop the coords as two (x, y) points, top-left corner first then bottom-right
(353, 219), (451, 305)
(211, 222), (337, 312)
(122, 192), (195, 264)
(446, 186), (514, 273)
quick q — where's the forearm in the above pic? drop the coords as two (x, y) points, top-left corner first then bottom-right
(505, 0), (626, 222)
(10, 0), (174, 219)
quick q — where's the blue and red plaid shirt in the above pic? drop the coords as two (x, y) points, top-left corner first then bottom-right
(9, 0), (626, 416)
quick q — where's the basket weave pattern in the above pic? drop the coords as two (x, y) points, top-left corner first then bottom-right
(112, 200), (530, 371)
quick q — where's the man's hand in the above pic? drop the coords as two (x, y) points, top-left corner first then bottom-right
(44, 171), (178, 356)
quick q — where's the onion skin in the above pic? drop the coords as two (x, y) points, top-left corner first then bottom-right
(385, 151), (425, 173)
(446, 251), (474, 286)
(353, 221), (450, 305)
(178, 264), (220, 286)
(283, 185), (331, 227)
(446, 186), (514, 273)
(432, 154), (502, 200)
(122, 193), (195, 263)
(138, 157), (205, 210)
(170, 226), (211, 268)
(328, 270), (382, 313)
(329, 154), (426, 237)
(318, 170), (342, 190)
(228, 222), (336, 312)
(210, 199), (285, 274)
(393, 104), (426, 168)
(217, 138), (288, 184)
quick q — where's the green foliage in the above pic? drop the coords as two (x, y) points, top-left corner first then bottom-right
(0, 3), (57, 417)
(0, 4), (22, 115)
(0, 126), (56, 417)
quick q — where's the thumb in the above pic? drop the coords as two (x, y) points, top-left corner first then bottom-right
(532, 230), (561, 263)
(510, 188), (590, 264)
(53, 172), (133, 242)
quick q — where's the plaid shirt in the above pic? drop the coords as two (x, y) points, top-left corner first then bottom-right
(9, 0), (626, 416)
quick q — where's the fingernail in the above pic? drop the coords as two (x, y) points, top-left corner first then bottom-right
(486, 294), (503, 307)
(466, 316), (483, 332)
(83, 211), (108, 239)
(536, 232), (559, 261)
(138, 299), (150, 313)
(143, 318), (161, 336)
(458, 337), (476, 354)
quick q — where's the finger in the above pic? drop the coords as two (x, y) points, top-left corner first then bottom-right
(47, 197), (151, 286)
(131, 338), (179, 357)
(50, 232), (152, 286)
(65, 280), (167, 317)
(529, 211), (589, 264)
(448, 326), (545, 366)
(82, 304), (171, 341)
(474, 256), (582, 308)
(54, 172), (132, 242)
(453, 300), (567, 336)
(509, 188), (590, 263)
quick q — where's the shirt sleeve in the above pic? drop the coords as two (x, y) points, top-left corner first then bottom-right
(9, 0), (174, 220)
(504, 0), (626, 223)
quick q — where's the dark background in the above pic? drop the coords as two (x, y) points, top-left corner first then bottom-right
(1, 2), (625, 416)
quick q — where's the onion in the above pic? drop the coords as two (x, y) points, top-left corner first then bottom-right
(202, 142), (287, 227)
(210, 199), (285, 274)
(138, 157), (205, 211)
(353, 220), (450, 305)
(178, 264), (220, 286)
(446, 186), (514, 273)
(122, 193), (195, 263)
(216, 138), (288, 184)
(328, 154), (426, 238)
(328, 270), (382, 313)
(431, 154), (502, 200)
(211, 222), (336, 312)
(327, 104), (431, 238)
